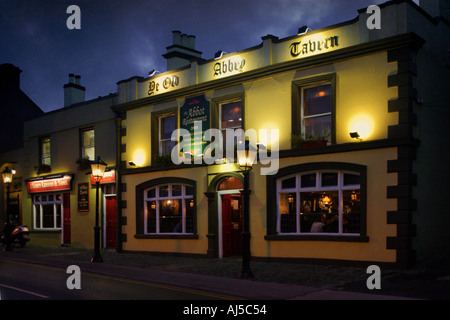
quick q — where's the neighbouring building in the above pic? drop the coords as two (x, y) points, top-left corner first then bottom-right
(0, 63), (44, 227)
(112, 0), (450, 269)
(22, 74), (119, 249)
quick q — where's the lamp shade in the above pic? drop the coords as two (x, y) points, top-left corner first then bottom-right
(2, 167), (13, 184)
(91, 157), (107, 181)
(237, 140), (257, 170)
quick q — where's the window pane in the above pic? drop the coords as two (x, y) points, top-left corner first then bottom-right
(146, 202), (156, 233)
(56, 205), (61, 228)
(84, 146), (95, 160)
(281, 177), (296, 189)
(221, 101), (242, 129)
(159, 185), (169, 198)
(321, 173), (338, 187)
(147, 188), (156, 199)
(344, 173), (361, 186)
(304, 115), (331, 140)
(35, 205), (41, 228)
(217, 177), (243, 191)
(42, 204), (54, 228)
(303, 84), (331, 116)
(83, 130), (95, 147)
(185, 200), (194, 233)
(161, 116), (175, 140)
(172, 185), (182, 197)
(343, 190), (361, 234)
(301, 174), (316, 188)
(300, 191), (338, 233)
(185, 185), (194, 196)
(279, 193), (297, 233)
(160, 140), (176, 156)
(159, 199), (181, 233)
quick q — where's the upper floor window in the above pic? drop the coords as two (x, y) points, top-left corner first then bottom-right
(219, 100), (243, 150)
(159, 114), (176, 157)
(81, 128), (95, 160)
(292, 74), (336, 146)
(40, 137), (51, 165)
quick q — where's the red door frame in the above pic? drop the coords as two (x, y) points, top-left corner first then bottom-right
(63, 193), (71, 245)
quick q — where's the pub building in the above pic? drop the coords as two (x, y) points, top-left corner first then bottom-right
(21, 74), (119, 249)
(113, 0), (450, 269)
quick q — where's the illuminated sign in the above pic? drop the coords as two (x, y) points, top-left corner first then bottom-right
(90, 169), (115, 185)
(26, 175), (73, 194)
(214, 58), (246, 77)
(290, 36), (339, 58)
(180, 95), (210, 157)
(148, 75), (180, 96)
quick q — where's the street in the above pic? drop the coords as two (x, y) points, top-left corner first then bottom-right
(0, 259), (238, 300)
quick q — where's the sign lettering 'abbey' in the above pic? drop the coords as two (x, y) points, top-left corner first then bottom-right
(290, 36), (339, 58)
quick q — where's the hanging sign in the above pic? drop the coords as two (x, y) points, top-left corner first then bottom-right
(26, 175), (73, 194)
(90, 169), (116, 185)
(180, 95), (210, 157)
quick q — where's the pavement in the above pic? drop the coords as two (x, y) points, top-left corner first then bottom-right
(1, 244), (450, 300)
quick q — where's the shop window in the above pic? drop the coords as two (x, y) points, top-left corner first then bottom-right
(266, 163), (367, 241)
(33, 193), (63, 230)
(292, 74), (336, 145)
(40, 137), (51, 166)
(136, 178), (197, 237)
(81, 128), (95, 160)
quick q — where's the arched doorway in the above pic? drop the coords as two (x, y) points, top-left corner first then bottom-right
(205, 173), (244, 259)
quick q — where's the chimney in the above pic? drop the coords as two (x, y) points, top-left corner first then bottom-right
(163, 31), (203, 71)
(420, 0), (450, 20)
(64, 73), (85, 107)
(0, 63), (22, 91)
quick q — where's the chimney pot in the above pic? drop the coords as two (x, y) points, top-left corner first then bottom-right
(75, 75), (81, 85)
(172, 30), (182, 46)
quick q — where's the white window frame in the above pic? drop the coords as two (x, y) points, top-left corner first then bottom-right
(158, 114), (176, 156)
(301, 82), (332, 139)
(33, 193), (63, 230)
(144, 184), (194, 235)
(41, 137), (51, 166)
(81, 128), (95, 160)
(276, 171), (361, 235)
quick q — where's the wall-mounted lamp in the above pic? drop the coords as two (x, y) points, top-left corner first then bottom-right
(149, 70), (160, 77)
(129, 161), (136, 167)
(214, 50), (228, 60)
(350, 132), (363, 142)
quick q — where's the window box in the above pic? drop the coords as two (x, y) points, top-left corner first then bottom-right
(34, 164), (51, 175)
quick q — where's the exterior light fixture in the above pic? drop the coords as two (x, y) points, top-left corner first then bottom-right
(129, 161), (136, 167)
(237, 140), (256, 279)
(298, 25), (312, 35)
(2, 167), (15, 252)
(350, 132), (362, 141)
(90, 157), (107, 263)
(2, 167), (13, 184)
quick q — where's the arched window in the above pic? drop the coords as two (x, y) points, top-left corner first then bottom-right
(144, 183), (194, 234)
(135, 178), (197, 238)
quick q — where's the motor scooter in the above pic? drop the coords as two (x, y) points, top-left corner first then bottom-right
(1, 224), (30, 248)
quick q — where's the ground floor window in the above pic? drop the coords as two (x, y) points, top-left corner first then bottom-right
(266, 162), (367, 240)
(144, 183), (194, 234)
(278, 171), (361, 235)
(33, 193), (63, 230)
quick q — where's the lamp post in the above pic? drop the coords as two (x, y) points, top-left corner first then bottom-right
(2, 167), (14, 252)
(90, 157), (107, 263)
(237, 140), (256, 279)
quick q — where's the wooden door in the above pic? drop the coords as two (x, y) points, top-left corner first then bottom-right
(105, 197), (117, 248)
(222, 195), (232, 258)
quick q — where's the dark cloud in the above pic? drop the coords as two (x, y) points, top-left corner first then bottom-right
(0, 0), (402, 112)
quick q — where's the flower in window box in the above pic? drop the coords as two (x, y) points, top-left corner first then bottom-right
(291, 129), (330, 149)
(34, 164), (51, 175)
(76, 157), (92, 171)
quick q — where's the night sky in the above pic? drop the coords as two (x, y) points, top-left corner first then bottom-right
(0, 0), (418, 112)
